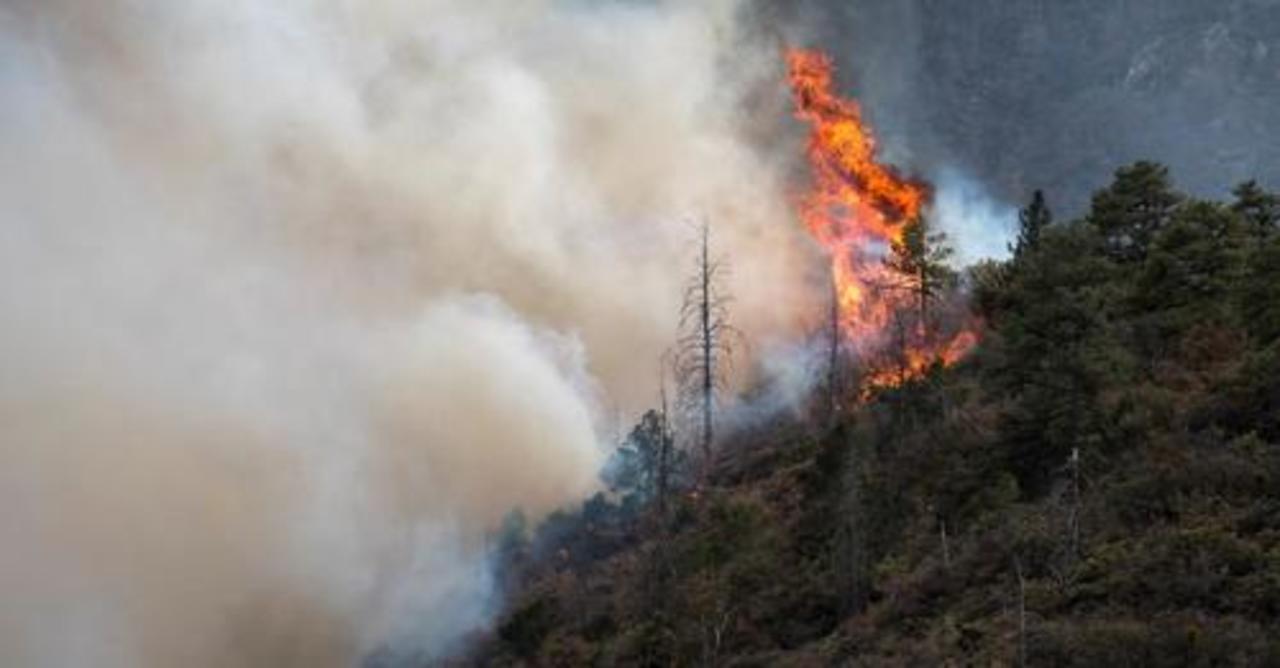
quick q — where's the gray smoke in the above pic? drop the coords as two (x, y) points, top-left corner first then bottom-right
(0, 1), (821, 665)
(778, 0), (1280, 217)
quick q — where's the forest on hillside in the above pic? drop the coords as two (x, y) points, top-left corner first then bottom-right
(453, 164), (1280, 666)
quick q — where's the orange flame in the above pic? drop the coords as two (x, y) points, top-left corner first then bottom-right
(785, 48), (977, 394)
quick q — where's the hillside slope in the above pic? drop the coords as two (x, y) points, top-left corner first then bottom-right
(461, 165), (1280, 666)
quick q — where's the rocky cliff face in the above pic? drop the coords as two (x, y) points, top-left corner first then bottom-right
(782, 0), (1280, 213)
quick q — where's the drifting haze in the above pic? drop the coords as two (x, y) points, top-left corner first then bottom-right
(0, 0), (820, 665)
(779, 0), (1280, 214)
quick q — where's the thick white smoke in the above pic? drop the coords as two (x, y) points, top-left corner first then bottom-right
(0, 0), (818, 665)
(933, 168), (1018, 265)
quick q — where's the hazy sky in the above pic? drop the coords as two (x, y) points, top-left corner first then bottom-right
(773, 0), (1280, 213)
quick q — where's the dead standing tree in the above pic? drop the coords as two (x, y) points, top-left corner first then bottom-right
(825, 276), (843, 424)
(654, 349), (682, 520)
(674, 222), (739, 478)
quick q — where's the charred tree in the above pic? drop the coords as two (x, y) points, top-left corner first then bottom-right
(656, 360), (674, 520)
(675, 222), (738, 476)
(826, 276), (843, 423)
(1014, 554), (1027, 668)
(837, 437), (872, 616)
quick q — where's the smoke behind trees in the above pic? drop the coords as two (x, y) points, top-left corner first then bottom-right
(0, 1), (821, 665)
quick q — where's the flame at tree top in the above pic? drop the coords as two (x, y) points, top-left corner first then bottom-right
(785, 47), (977, 394)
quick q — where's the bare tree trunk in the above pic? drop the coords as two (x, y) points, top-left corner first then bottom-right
(700, 225), (713, 469)
(839, 440), (870, 616)
(700, 604), (734, 666)
(1014, 555), (1027, 668)
(918, 265), (929, 344)
(939, 517), (951, 570)
(676, 221), (734, 481)
(827, 276), (841, 424)
(896, 313), (909, 386)
(657, 371), (672, 521)
(1069, 447), (1081, 562)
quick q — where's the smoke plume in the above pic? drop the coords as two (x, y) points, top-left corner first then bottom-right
(0, 0), (818, 664)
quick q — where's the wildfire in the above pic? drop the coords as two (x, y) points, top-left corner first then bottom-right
(785, 48), (978, 394)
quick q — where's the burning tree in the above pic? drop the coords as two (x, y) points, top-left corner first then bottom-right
(878, 215), (959, 385)
(786, 47), (977, 397)
(674, 222), (738, 473)
(883, 214), (958, 342)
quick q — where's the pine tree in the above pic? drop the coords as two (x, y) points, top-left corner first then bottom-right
(1240, 234), (1280, 345)
(884, 214), (958, 340)
(1231, 180), (1279, 240)
(605, 410), (674, 509)
(1089, 161), (1182, 263)
(1011, 190), (1052, 259)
